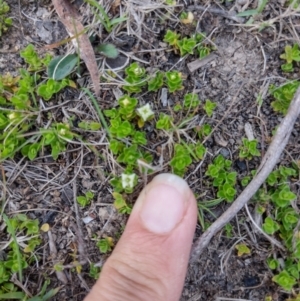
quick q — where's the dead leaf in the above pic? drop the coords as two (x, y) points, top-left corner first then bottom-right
(51, 0), (100, 96)
(111, 0), (121, 14)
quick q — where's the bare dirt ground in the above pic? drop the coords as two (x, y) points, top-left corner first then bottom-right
(1, 0), (300, 300)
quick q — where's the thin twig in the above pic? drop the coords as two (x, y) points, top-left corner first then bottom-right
(190, 87), (300, 262)
(187, 5), (245, 23)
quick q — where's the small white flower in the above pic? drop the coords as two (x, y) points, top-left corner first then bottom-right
(59, 128), (66, 135)
(121, 97), (130, 106)
(8, 112), (16, 120)
(134, 67), (142, 75)
(136, 104), (154, 122)
(121, 173), (136, 190)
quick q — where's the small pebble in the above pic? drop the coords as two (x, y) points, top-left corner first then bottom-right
(219, 148), (230, 158)
(235, 159), (247, 172)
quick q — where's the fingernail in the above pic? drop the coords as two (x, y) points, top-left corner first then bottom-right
(139, 174), (190, 234)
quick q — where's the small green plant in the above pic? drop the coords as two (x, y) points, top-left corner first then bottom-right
(96, 237), (114, 254)
(170, 143), (205, 176)
(170, 144), (192, 176)
(0, 214), (43, 298)
(253, 165), (300, 292)
(205, 155), (237, 202)
(165, 71), (183, 92)
(224, 223), (233, 238)
(84, 0), (127, 33)
(177, 37), (197, 56)
(165, 0), (176, 4)
(112, 192), (132, 214)
(236, 0), (268, 25)
(241, 176), (251, 187)
(20, 44), (52, 71)
(117, 145), (143, 166)
(0, 44), (77, 162)
(269, 81), (300, 115)
(195, 124), (212, 139)
(163, 29), (180, 46)
(37, 78), (70, 100)
(197, 197), (223, 230)
(156, 113), (173, 130)
(280, 44), (300, 72)
(235, 243), (251, 256)
(267, 258), (279, 270)
(0, 0), (12, 37)
(163, 30), (212, 58)
(78, 120), (101, 130)
(88, 263), (100, 280)
(203, 99), (217, 117)
(262, 216), (280, 234)
(148, 71), (164, 92)
(272, 270), (296, 292)
(76, 191), (94, 207)
(239, 138), (261, 160)
(183, 93), (200, 109)
(180, 94), (217, 117)
(123, 62), (147, 94)
(120, 63), (186, 95)
(104, 93), (154, 212)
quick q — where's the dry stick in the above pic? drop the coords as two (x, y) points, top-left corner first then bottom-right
(187, 53), (217, 73)
(190, 87), (300, 263)
(52, 0), (100, 96)
(187, 5), (245, 23)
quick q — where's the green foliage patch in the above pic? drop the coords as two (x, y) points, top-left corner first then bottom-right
(0, 0), (12, 37)
(164, 30), (213, 58)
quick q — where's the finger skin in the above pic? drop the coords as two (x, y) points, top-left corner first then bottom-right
(85, 175), (197, 301)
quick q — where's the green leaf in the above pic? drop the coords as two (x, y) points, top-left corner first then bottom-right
(110, 16), (128, 26)
(272, 270), (296, 291)
(27, 287), (61, 301)
(0, 292), (25, 300)
(262, 216), (279, 234)
(235, 243), (251, 256)
(163, 29), (180, 46)
(47, 54), (78, 80)
(236, 9), (258, 17)
(77, 196), (90, 207)
(96, 43), (119, 58)
(148, 71), (164, 92)
(85, 191), (94, 200)
(267, 258), (278, 270)
(27, 143), (40, 161)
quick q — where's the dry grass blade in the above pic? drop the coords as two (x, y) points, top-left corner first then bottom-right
(51, 0), (100, 96)
(48, 230), (68, 284)
(190, 87), (300, 263)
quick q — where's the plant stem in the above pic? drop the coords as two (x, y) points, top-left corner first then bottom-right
(3, 214), (23, 283)
(82, 88), (111, 139)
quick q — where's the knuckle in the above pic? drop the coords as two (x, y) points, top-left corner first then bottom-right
(105, 255), (167, 301)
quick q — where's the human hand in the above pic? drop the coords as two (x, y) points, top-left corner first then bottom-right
(84, 173), (197, 301)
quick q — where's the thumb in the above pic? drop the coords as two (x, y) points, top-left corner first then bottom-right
(85, 173), (197, 301)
